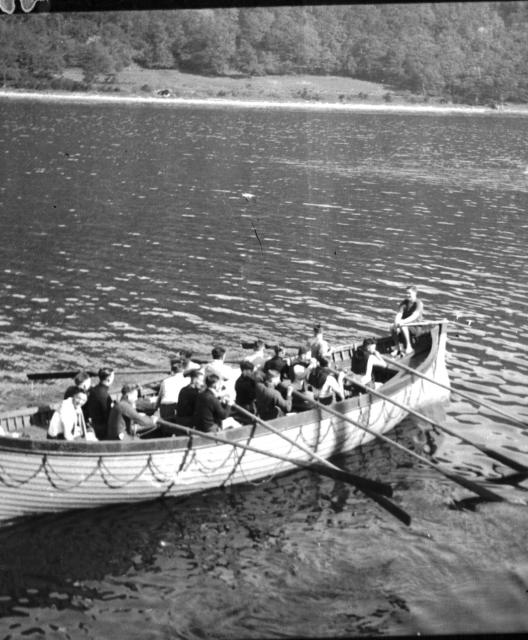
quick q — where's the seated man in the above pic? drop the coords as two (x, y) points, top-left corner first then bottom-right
(290, 364), (315, 412)
(156, 357), (187, 420)
(84, 367), (114, 440)
(234, 360), (257, 423)
(174, 368), (205, 427)
(356, 338), (388, 386)
(178, 350), (202, 374)
(192, 373), (233, 433)
(48, 387), (96, 441)
(64, 370), (92, 400)
(204, 346), (238, 397)
(107, 383), (159, 440)
(287, 344), (312, 381)
(246, 340), (267, 371)
(391, 285), (424, 355)
(262, 345), (289, 379)
(309, 324), (331, 360)
(307, 357), (344, 405)
(255, 369), (293, 420)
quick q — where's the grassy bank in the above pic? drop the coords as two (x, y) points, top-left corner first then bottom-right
(63, 65), (437, 107)
(3, 66), (527, 114)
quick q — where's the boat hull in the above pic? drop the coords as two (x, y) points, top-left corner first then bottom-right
(0, 324), (449, 523)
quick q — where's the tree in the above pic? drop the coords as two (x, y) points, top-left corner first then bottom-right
(79, 39), (114, 86)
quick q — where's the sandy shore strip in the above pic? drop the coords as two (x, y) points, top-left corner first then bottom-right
(1, 88), (528, 116)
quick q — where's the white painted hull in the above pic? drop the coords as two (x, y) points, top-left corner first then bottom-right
(0, 325), (449, 523)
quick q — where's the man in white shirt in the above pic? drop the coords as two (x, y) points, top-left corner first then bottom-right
(156, 358), (187, 420)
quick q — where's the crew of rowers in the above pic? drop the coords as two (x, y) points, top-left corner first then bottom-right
(47, 285), (425, 442)
(47, 324), (383, 442)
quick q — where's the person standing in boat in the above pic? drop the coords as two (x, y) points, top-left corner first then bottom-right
(173, 368), (205, 427)
(47, 387), (95, 441)
(156, 357), (187, 421)
(391, 285), (424, 355)
(309, 324), (331, 360)
(192, 373), (233, 433)
(255, 369), (293, 420)
(107, 383), (159, 440)
(84, 367), (114, 440)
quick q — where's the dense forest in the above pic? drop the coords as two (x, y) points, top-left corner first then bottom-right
(2, 3), (528, 104)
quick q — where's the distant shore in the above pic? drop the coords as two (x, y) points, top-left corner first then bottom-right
(2, 68), (527, 115)
(2, 88), (528, 116)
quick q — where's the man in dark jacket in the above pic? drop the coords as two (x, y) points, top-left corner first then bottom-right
(192, 374), (232, 433)
(234, 360), (257, 423)
(84, 367), (114, 439)
(174, 368), (204, 426)
(255, 369), (293, 420)
(107, 383), (158, 440)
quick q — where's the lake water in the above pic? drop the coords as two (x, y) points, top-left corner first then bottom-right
(0, 98), (527, 638)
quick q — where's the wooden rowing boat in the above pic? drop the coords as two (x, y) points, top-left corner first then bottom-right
(0, 323), (450, 524)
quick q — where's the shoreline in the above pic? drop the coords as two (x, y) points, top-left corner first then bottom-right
(2, 88), (528, 116)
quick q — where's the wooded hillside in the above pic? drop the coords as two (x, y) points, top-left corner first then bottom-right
(1, 3), (528, 104)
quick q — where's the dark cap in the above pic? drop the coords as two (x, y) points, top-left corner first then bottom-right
(273, 345), (284, 353)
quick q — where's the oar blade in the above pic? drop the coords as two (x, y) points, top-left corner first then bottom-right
(309, 463), (393, 497)
(362, 489), (411, 526)
(27, 370), (84, 381)
(479, 447), (528, 474)
(443, 471), (504, 502)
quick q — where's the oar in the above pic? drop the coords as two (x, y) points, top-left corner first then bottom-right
(310, 383), (503, 502)
(231, 401), (392, 497)
(27, 368), (167, 381)
(27, 358), (246, 382)
(382, 355), (527, 431)
(404, 319), (474, 329)
(334, 358), (528, 472)
(156, 417), (411, 526)
(358, 362), (528, 473)
(241, 341), (298, 350)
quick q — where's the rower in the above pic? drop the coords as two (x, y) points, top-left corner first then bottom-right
(107, 383), (159, 440)
(262, 345), (289, 379)
(84, 367), (114, 440)
(307, 357), (344, 405)
(234, 360), (257, 424)
(156, 357), (187, 421)
(173, 368), (205, 427)
(192, 374), (233, 433)
(255, 369), (293, 420)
